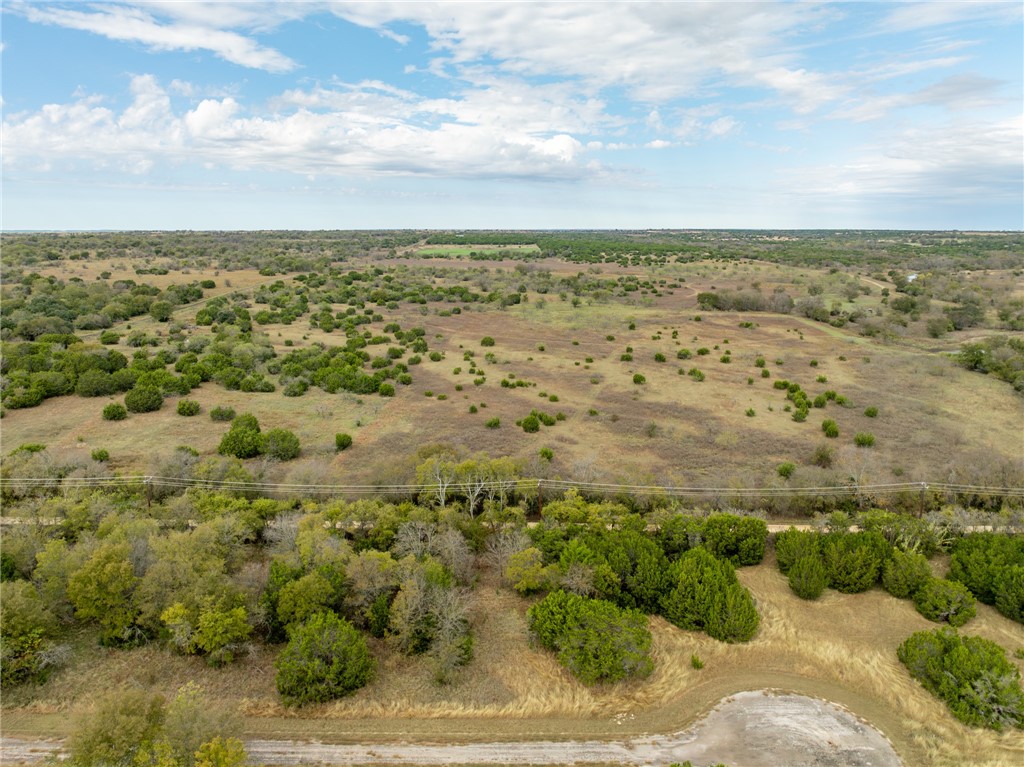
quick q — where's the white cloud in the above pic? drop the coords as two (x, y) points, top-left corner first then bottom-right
(2, 75), (596, 181)
(878, 1), (1023, 33)
(328, 1), (846, 112)
(13, 1), (297, 72)
(832, 73), (1007, 122)
(784, 115), (1023, 203)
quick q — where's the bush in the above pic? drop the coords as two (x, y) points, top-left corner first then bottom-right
(811, 443), (834, 468)
(67, 689), (166, 766)
(91, 449), (110, 463)
(210, 406), (236, 422)
(275, 612), (374, 706)
(898, 628), (1023, 730)
(263, 428), (300, 461)
(124, 386), (163, 413)
(521, 414), (540, 433)
(854, 432), (875, 447)
(485, 417), (500, 429)
(217, 421), (263, 460)
(102, 403), (128, 421)
(378, 383), (395, 397)
(914, 578), (977, 627)
(527, 591), (653, 684)
(788, 555), (827, 600)
(775, 529), (821, 575)
(335, 433), (353, 452)
(777, 462), (796, 479)
(480, 336), (495, 347)
(177, 399), (201, 416)
(822, 532), (888, 593)
(701, 514), (767, 566)
(821, 419), (839, 438)
(864, 406), (878, 417)
(949, 533), (1024, 623)
(660, 548), (759, 643)
(882, 549), (932, 600)
(632, 373), (646, 385)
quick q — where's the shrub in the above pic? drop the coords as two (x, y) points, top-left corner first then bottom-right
(527, 591), (653, 684)
(864, 406), (878, 417)
(654, 352), (666, 362)
(378, 383), (395, 397)
(788, 555), (827, 600)
(914, 578), (977, 627)
(854, 432), (875, 447)
(124, 386), (163, 413)
(102, 403), (128, 421)
(539, 447), (554, 461)
(632, 373), (646, 384)
(335, 433), (353, 451)
(661, 548), (759, 643)
(811, 443), (834, 468)
(275, 612), (374, 706)
(263, 428), (300, 461)
(177, 399), (201, 416)
(210, 406), (236, 422)
(949, 533), (1024, 620)
(690, 654), (704, 669)
(485, 417), (500, 429)
(822, 532), (887, 593)
(217, 424), (263, 460)
(480, 336), (495, 347)
(775, 529), (821, 575)
(702, 514), (767, 566)
(883, 549), (932, 599)
(67, 689), (166, 766)
(821, 419), (839, 438)
(745, 408), (755, 417)
(777, 462), (796, 479)
(91, 449), (110, 463)
(521, 414), (540, 433)
(898, 628), (1023, 730)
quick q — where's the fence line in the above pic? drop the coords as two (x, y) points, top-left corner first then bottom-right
(1, 474), (1022, 499)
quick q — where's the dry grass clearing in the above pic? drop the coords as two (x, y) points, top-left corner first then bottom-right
(4, 560), (1022, 766)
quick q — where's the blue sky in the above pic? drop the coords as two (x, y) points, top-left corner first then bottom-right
(2, 1), (1021, 230)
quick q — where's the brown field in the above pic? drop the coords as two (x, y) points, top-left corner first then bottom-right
(4, 256), (1021, 490)
(3, 557), (1023, 766)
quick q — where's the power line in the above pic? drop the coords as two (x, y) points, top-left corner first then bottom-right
(1, 474), (1021, 499)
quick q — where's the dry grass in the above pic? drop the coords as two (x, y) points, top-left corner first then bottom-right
(4, 562), (1023, 765)
(5, 258), (1021, 488)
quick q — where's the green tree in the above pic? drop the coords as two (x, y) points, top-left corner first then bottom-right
(788, 555), (827, 600)
(275, 612), (374, 706)
(822, 532), (887, 593)
(882, 549), (932, 600)
(195, 738), (246, 767)
(527, 591), (653, 684)
(125, 386), (164, 413)
(276, 573), (335, 628)
(914, 578), (977, 627)
(67, 542), (140, 644)
(262, 428), (301, 460)
(150, 301), (173, 322)
(102, 402), (128, 421)
(67, 689), (166, 767)
(774, 529), (821, 575)
(192, 604), (251, 666)
(898, 628), (1023, 730)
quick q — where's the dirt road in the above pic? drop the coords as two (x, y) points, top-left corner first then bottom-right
(0, 690), (901, 766)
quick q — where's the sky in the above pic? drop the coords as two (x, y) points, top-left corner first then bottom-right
(1, 1), (1022, 231)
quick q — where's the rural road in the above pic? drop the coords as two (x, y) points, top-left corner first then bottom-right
(0, 691), (901, 766)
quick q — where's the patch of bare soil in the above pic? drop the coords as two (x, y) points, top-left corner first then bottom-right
(0, 690), (901, 766)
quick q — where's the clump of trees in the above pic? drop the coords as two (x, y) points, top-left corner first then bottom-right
(898, 628), (1023, 730)
(527, 590), (653, 684)
(948, 533), (1024, 624)
(274, 611), (374, 705)
(217, 413), (301, 461)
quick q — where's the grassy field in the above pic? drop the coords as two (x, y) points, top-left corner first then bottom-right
(3, 555), (1022, 766)
(4, 255), (1020, 493)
